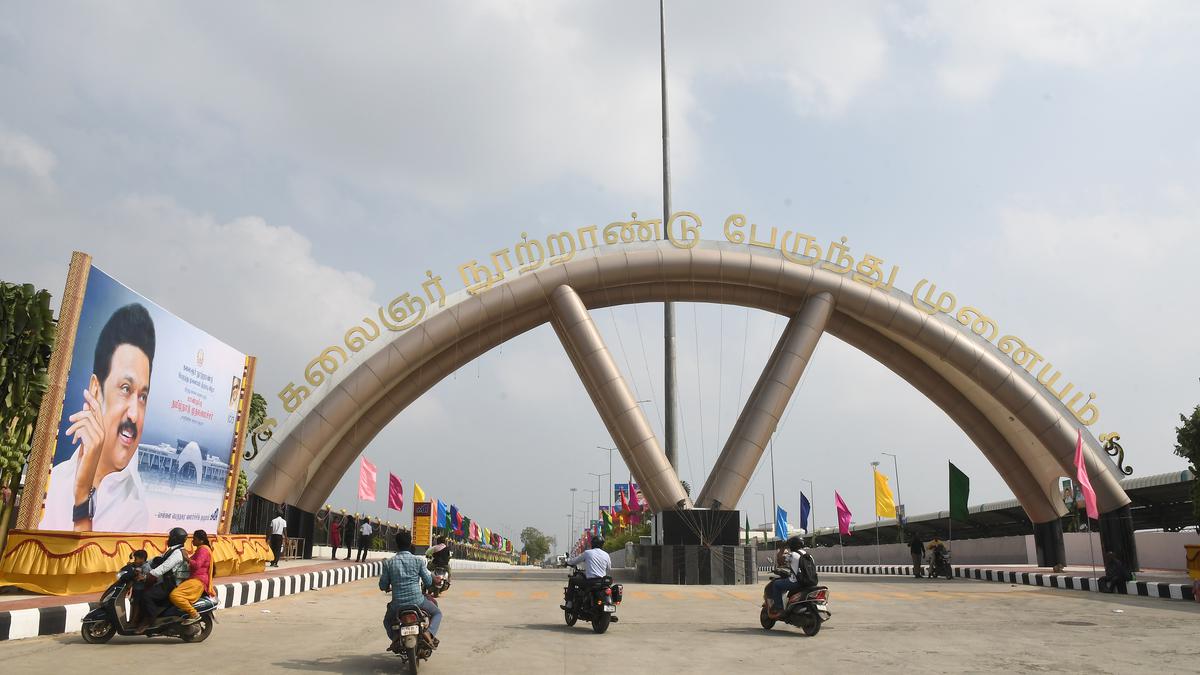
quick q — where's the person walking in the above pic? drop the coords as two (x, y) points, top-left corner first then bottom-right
(330, 513), (342, 560)
(343, 514), (356, 560)
(269, 511), (287, 568)
(357, 518), (373, 563)
(908, 531), (925, 578)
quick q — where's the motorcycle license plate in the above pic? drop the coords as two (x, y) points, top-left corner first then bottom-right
(815, 603), (828, 611)
(603, 605), (616, 613)
(400, 625), (419, 636)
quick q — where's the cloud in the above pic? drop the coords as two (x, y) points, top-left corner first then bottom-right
(0, 127), (56, 189)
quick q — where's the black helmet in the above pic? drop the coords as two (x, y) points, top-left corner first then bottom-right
(786, 535), (805, 552)
(590, 536), (605, 550)
(167, 527), (188, 547)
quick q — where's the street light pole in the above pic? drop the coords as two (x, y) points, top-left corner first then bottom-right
(588, 472), (609, 522)
(755, 492), (767, 540)
(871, 461), (881, 564)
(570, 487), (578, 549)
(596, 446), (616, 513)
(882, 451), (902, 542)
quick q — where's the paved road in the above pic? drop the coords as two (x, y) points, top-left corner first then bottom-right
(5, 569), (1199, 674)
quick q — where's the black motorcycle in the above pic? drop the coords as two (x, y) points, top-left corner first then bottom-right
(561, 564), (621, 634)
(928, 546), (953, 580)
(386, 599), (437, 674)
(427, 564), (451, 598)
(759, 553), (831, 636)
(81, 568), (218, 643)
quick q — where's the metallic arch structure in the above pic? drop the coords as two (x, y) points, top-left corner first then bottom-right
(250, 240), (1130, 562)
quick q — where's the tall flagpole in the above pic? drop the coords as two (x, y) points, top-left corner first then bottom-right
(660, 0), (679, 478)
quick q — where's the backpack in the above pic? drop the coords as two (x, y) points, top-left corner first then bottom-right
(795, 552), (819, 587)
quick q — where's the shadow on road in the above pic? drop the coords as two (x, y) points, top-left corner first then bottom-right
(272, 653), (401, 672)
(702, 625), (817, 638)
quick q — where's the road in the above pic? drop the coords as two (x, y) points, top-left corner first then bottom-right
(4, 568), (1199, 674)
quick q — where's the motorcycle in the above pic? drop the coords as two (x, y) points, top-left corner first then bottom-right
(427, 565), (451, 598)
(81, 568), (218, 644)
(928, 547), (953, 579)
(561, 564), (621, 634)
(386, 582), (439, 674)
(759, 552), (831, 637)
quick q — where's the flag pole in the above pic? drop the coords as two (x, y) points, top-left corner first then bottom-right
(1088, 518), (1097, 577)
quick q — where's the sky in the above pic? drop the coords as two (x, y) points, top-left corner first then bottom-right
(2, 1), (1199, 551)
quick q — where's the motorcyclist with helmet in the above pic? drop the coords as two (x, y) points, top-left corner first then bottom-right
(135, 527), (190, 631)
(767, 536), (807, 619)
(561, 536), (611, 610)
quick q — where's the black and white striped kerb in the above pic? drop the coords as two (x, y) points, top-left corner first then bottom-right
(0, 561), (383, 642)
(785, 564), (1196, 602)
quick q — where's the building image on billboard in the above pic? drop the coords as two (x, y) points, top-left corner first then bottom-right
(36, 265), (248, 534)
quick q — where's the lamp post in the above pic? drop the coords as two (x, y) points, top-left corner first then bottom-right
(565, 513), (572, 555)
(871, 461), (881, 564)
(800, 478), (815, 547)
(755, 492), (767, 541)
(882, 451), (903, 542)
(588, 471), (610, 522)
(570, 487), (578, 549)
(596, 446), (616, 512)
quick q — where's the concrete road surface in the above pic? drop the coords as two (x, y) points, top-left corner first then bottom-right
(4, 568), (1198, 674)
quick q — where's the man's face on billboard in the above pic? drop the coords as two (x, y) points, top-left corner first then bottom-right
(90, 343), (151, 472)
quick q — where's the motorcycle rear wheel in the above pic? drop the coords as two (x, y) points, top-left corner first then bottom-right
(179, 615), (214, 643)
(564, 609), (577, 626)
(81, 620), (115, 644)
(759, 608), (776, 630)
(591, 613), (611, 634)
(801, 615), (822, 637)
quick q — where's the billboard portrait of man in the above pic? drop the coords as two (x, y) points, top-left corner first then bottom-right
(41, 303), (156, 532)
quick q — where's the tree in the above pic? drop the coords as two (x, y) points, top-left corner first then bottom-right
(1173, 404), (1200, 522)
(520, 526), (552, 562)
(0, 282), (56, 551)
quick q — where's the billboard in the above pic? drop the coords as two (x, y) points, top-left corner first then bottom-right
(412, 502), (432, 548)
(36, 265), (249, 534)
(613, 482), (646, 511)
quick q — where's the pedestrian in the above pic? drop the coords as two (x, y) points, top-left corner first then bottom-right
(268, 510), (287, 568)
(344, 514), (356, 560)
(358, 517), (373, 563)
(1098, 550), (1132, 593)
(908, 531), (925, 578)
(330, 512), (342, 560)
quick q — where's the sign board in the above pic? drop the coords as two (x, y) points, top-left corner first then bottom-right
(412, 501), (432, 547)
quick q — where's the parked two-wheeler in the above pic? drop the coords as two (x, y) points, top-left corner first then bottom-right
(81, 568), (218, 644)
(759, 551), (831, 637)
(928, 547), (953, 579)
(561, 564), (621, 634)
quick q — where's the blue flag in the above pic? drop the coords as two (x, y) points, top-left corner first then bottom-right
(800, 492), (811, 534)
(775, 505), (788, 541)
(436, 501), (449, 529)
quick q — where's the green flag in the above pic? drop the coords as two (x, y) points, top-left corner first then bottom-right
(745, 515), (750, 545)
(949, 461), (970, 522)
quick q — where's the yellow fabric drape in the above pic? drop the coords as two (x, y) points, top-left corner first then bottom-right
(874, 470), (897, 519)
(413, 483), (426, 503)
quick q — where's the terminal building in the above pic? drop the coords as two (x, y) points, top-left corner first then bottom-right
(138, 439), (231, 490)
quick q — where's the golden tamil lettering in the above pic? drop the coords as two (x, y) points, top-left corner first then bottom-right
(911, 279), (957, 315)
(748, 222), (777, 249)
(577, 225), (600, 250)
(666, 211), (702, 249)
(278, 382), (310, 414)
(851, 254), (900, 293)
(546, 231), (577, 265)
(996, 335), (1043, 373)
(821, 237), (855, 274)
(379, 292), (426, 332)
(458, 259), (496, 295)
(1035, 363), (1075, 401)
(515, 233), (545, 274)
(422, 271), (446, 307)
(723, 214), (747, 244)
(490, 248), (515, 282)
(344, 317), (381, 352)
(305, 346), (348, 386)
(1067, 391), (1100, 426)
(954, 306), (998, 342)
(778, 230), (822, 265)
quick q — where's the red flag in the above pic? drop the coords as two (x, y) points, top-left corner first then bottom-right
(1074, 429), (1100, 520)
(358, 457), (377, 502)
(835, 491), (852, 536)
(619, 486), (630, 513)
(387, 473), (404, 511)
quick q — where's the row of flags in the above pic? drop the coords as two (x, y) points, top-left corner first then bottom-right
(775, 429), (1100, 538)
(355, 458), (515, 553)
(572, 483), (650, 554)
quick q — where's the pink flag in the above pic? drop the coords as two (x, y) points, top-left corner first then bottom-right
(387, 473), (404, 511)
(358, 457), (377, 502)
(1074, 429), (1099, 520)
(835, 491), (853, 536)
(628, 483), (641, 512)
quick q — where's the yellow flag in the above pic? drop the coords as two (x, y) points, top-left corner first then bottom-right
(874, 469), (897, 518)
(413, 483), (426, 503)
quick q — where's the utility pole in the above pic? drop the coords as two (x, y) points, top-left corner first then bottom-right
(660, 0), (679, 474)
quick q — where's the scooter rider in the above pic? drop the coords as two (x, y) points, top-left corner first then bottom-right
(561, 536), (611, 609)
(426, 535), (451, 572)
(137, 527), (190, 630)
(768, 536), (807, 618)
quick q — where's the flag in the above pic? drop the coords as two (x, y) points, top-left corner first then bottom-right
(449, 505), (461, 535)
(744, 514), (750, 544)
(358, 457), (377, 501)
(874, 469), (896, 518)
(413, 483), (426, 503)
(387, 473), (404, 511)
(949, 462), (970, 522)
(629, 484), (641, 512)
(602, 509), (613, 536)
(436, 500), (448, 529)
(835, 491), (852, 536)
(800, 492), (811, 534)
(1074, 429), (1099, 520)
(619, 486), (630, 514)
(775, 505), (788, 541)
